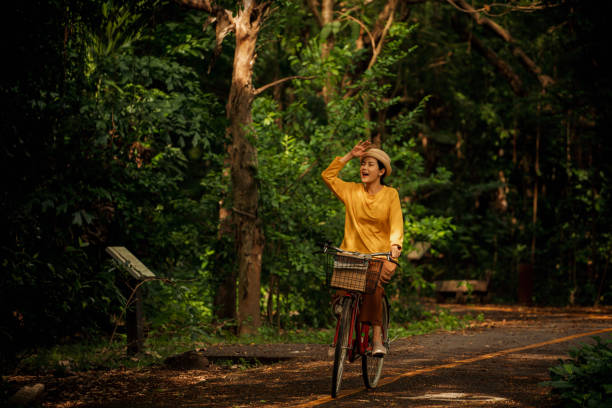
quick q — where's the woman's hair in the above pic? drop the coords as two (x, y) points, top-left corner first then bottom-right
(376, 160), (387, 185)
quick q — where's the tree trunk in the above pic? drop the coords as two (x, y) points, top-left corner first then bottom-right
(321, 0), (334, 102)
(266, 274), (277, 324)
(211, 195), (236, 321)
(228, 6), (264, 335)
(213, 264), (236, 320)
(175, 0), (267, 335)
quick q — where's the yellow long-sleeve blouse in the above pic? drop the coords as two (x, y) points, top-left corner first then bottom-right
(321, 157), (404, 254)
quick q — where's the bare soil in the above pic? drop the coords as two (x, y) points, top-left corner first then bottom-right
(6, 304), (612, 408)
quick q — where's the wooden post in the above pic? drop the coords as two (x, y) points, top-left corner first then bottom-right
(518, 262), (533, 305)
(125, 279), (144, 355)
(106, 246), (156, 355)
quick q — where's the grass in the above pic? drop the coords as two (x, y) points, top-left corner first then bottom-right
(389, 308), (484, 338)
(14, 308), (482, 374)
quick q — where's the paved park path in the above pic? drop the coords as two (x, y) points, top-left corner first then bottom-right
(10, 305), (612, 407)
(277, 305), (612, 408)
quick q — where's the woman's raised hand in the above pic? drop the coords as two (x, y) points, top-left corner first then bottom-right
(349, 140), (371, 158)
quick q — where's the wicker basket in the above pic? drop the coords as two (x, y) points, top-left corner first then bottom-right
(327, 253), (384, 294)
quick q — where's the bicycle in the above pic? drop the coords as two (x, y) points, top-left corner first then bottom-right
(320, 243), (399, 398)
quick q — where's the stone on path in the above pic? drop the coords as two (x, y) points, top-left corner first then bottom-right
(9, 383), (45, 405)
(164, 350), (210, 370)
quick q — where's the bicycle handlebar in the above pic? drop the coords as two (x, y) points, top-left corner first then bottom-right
(320, 242), (400, 266)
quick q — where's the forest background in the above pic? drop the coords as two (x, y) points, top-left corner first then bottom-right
(1, 0), (611, 369)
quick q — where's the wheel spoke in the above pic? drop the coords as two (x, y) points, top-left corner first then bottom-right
(361, 296), (389, 388)
(332, 297), (354, 397)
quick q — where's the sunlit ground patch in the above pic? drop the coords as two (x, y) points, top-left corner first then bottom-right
(401, 392), (508, 403)
(504, 353), (567, 360)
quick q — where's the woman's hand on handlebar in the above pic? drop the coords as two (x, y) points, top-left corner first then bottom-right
(379, 245), (401, 285)
(390, 244), (401, 259)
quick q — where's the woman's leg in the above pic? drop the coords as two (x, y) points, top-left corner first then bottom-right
(372, 325), (382, 343)
(360, 286), (385, 354)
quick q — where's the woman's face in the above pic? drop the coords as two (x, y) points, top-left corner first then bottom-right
(360, 156), (385, 185)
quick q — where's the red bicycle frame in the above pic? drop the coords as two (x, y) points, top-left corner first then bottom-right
(333, 293), (382, 362)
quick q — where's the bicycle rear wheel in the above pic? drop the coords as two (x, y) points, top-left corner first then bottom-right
(361, 295), (389, 388)
(332, 297), (354, 398)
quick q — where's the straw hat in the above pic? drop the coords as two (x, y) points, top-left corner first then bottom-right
(364, 148), (392, 176)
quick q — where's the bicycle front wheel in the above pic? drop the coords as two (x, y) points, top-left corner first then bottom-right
(332, 297), (354, 398)
(361, 295), (389, 388)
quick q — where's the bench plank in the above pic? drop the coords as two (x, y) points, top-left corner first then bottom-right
(435, 279), (488, 293)
(406, 242), (431, 261)
(106, 246), (155, 280)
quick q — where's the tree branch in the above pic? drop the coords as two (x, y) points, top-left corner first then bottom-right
(367, 0), (396, 70)
(446, 0), (556, 17)
(452, 14), (525, 95)
(250, 0), (272, 28)
(254, 75), (316, 96)
(468, 31), (526, 96)
(338, 13), (376, 52)
(448, 0), (554, 88)
(370, 0), (398, 43)
(174, 0), (235, 73)
(339, 0), (400, 100)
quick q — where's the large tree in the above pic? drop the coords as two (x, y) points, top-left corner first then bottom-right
(175, 0), (270, 334)
(175, 0), (309, 333)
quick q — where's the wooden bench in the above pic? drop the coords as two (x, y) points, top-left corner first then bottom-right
(434, 279), (490, 304)
(405, 242), (431, 261)
(106, 246), (155, 355)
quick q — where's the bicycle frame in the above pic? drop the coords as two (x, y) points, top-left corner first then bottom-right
(322, 242), (395, 397)
(332, 291), (384, 363)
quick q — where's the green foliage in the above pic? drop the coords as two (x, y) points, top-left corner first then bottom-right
(1, 0), (225, 368)
(389, 310), (484, 339)
(250, 15), (456, 329)
(542, 337), (612, 408)
(3, 0), (611, 370)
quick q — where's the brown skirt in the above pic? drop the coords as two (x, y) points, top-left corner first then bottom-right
(334, 285), (384, 326)
(359, 285), (384, 326)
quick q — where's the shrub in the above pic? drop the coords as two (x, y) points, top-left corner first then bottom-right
(543, 336), (612, 407)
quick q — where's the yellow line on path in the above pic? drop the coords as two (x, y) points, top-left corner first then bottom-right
(443, 305), (612, 320)
(283, 327), (612, 408)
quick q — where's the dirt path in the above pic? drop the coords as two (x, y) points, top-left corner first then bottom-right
(8, 305), (612, 407)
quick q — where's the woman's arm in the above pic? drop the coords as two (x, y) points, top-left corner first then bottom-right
(381, 193), (403, 283)
(321, 140), (372, 201)
(389, 189), (404, 258)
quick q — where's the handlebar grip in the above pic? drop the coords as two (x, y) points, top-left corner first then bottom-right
(387, 258), (400, 267)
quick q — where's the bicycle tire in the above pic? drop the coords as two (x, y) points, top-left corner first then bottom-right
(361, 295), (389, 388)
(331, 297), (354, 398)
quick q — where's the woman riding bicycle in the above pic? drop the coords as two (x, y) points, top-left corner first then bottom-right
(321, 140), (404, 356)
